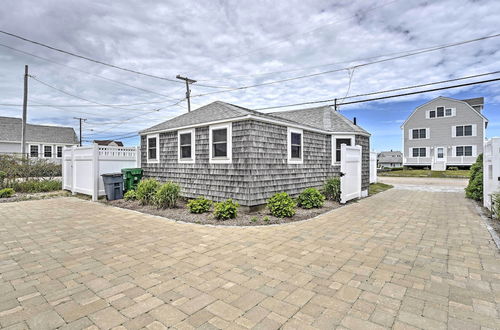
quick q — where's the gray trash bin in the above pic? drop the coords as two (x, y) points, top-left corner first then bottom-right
(101, 173), (124, 200)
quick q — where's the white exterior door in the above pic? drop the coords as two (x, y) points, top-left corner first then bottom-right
(340, 144), (362, 204)
(432, 146), (446, 171)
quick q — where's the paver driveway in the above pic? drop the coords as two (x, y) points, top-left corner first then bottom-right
(0, 188), (499, 329)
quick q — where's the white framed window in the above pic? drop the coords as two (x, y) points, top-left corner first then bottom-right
(332, 135), (354, 164)
(427, 107), (455, 118)
(146, 134), (160, 163)
(178, 128), (195, 163)
(452, 124), (476, 137)
(409, 128), (429, 140)
(56, 146), (63, 158)
(287, 128), (303, 164)
(455, 145), (475, 157)
(29, 144), (39, 158)
(411, 147), (427, 157)
(209, 123), (232, 164)
(43, 145), (53, 158)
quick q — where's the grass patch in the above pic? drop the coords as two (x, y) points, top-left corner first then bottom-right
(378, 169), (469, 178)
(369, 182), (393, 195)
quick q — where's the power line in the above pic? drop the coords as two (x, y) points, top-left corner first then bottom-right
(255, 76), (500, 111)
(0, 42), (183, 101)
(0, 30), (233, 89)
(190, 32), (500, 98)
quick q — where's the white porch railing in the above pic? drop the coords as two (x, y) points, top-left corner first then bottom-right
(62, 145), (140, 201)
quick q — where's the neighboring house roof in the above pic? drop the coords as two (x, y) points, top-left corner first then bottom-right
(378, 151), (402, 163)
(401, 96), (488, 128)
(462, 97), (484, 108)
(0, 116), (78, 144)
(93, 140), (124, 146)
(140, 101), (369, 135)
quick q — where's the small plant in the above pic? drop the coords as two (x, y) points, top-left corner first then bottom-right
(0, 187), (15, 198)
(155, 181), (181, 208)
(492, 193), (500, 219)
(250, 216), (258, 223)
(324, 177), (341, 202)
(136, 179), (161, 205)
(297, 188), (325, 209)
(213, 199), (239, 220)
(267, 192), (296, 218)
(124, 190), (137, 201)
(9, 180), (61, 193)
(448, 166), (459, 171)
(263, 216), (270, 222)
(187, 196), (212, 214)
(465, 154), (483, 201)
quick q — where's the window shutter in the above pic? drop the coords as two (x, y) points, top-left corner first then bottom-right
(452, 108), (456, 116)
(408, 129), (412, 140)
(451, 126), (456, 138)
(472, 124), (477, 137)
(409, 148), (413, 158)
(425, 111), (430, 119)
(472, 145), (477, 157)
(426, 147), (430, 158)
(426, 128), (430, 139)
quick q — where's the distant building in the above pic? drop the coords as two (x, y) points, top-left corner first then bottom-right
(93, 140), (124, 147)
(0, 116), (78, 163)
(401, 96), (488, 170)
(378, 150), (402, 168)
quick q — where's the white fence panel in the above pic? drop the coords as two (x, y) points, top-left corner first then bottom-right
(62, 145), (140, 201)
(370, 151), (377, 184)
(340, 144), (362, 204)
(483, 138), (500, 210)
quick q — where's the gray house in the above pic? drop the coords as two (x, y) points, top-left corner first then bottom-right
(401, 96), (488, 170)
(378, 151), (402, 168)
(0, 116), (78, 163)
(139, 101), (370, 207)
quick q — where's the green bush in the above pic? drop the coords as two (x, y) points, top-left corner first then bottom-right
(187, 196), (212, 214)
(136, 178), (161, 205)
(323, 177), (341, 202)
(9, 180), (61, 193)
(0, 187), (15, 198)
(492, 193), (500, 219)
(155, 181), (180, 208)
(297, 188), (325, 209)
(0, 155), (61, 187)
(465, 154), (482, 201)
(124, 190), (137, 201)
(267, 192), (296, 218)
(213, 199), (239, 220)
(448, 166), (459, 171)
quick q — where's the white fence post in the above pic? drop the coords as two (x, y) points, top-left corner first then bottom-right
(370, 151), (377, 184)
(483, 138), (500, 211)
(135, 146), (141, 167)
(71, 146), (76, 195)
(92, 144), (99, 201)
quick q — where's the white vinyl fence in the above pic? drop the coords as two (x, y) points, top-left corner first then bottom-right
(63, 145), (140, 201)
(483, 138), (500, 211)
(340, 144), (362, 204)
(370, 151), (377, 184)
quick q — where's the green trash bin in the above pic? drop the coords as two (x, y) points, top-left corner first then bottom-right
(121, 168), (143, 192)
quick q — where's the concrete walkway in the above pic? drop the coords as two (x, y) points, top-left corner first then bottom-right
(0, 189), (499, 329)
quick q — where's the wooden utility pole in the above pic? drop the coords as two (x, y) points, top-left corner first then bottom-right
(21, 65), (28, 158)
(176, 75), (196, 112)
(74, 117), (86, 146)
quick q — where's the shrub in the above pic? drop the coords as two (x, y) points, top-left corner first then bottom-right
(465, 154), (483, 201)
(324, 177), (341, 202)
(448, 166), (459, 171)
(267, 192), (296, 218)
(124, 190), (137, 201)
(492, 193), (500, 219)
(0, 187), (14, 198)
(263, 216), (270, 222)
(297, 188), (325, 209)
(155, 181), (180, 208)
(136, 179), (161, 205)
(213, 199), (239, 220)
(187, 196), (212, 214)
(9, 180), (61, 193)
(0, 155), (61, 186)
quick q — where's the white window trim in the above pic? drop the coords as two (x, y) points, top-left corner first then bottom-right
(409, 128), (429, 140)
(42, 145), (53, 158)
(209, 123), (232, 164)
(452, 124), (476, 138)
(178, 128), (195, 164)
(332, 134), (355, 164)
(56, 145), (63, 158)
(146, 134), (160, 164)
(429, 106), (455, 119)
(287, 127), (304, 164)
(410, 147), (428, 158)
(454, 145), (476, 157)
(29, 144), (39, 158)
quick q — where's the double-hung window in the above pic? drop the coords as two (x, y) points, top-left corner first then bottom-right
(429, 110), (436, 118)
(332, 135), (354, 163)
(178, 128), (195, 163)
(412, 148), (426, 157)
(43, 145), (52, 158)
(56, 146), (63, 158)
(456, 146), (473, 157)
(429, 106), (454, 118)
(146, 134), (159, 163)
(30, 145), (39, 158)
(436, 107), (444, 117)
(287, 128), (303, 164)
(455, 125), (473, 137)
(209, 123), (232, 163)
(411, 128), (427, 139)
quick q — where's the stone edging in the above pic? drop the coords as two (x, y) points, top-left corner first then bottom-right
(473, 202), (500, 250)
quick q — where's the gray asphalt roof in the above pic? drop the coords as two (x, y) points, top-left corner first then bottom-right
(378, 151), (403, 163)
(0, 116), (78, 144)
(140, 101), (369, 135)
(462, 97), (484, 107)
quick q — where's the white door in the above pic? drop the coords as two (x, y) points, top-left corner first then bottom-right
(340, 144), (362, 204)
(432, 146), (446, 171)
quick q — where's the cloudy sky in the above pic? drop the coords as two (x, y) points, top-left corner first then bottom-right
(1, 0), (500, 151)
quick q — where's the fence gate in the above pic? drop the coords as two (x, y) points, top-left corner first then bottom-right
(340, 144), (362, 204)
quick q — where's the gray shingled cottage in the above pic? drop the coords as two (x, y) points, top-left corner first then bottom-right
(139, 101), (370, 207)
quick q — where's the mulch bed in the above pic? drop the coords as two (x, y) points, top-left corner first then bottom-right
(106, 198), (342, 226)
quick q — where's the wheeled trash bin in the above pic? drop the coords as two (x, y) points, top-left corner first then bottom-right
(121, 168), (143, 192)
(101, 173), (124, 200)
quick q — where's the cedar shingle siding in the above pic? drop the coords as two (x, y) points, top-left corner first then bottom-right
(141, 119), (370, 206)
(356, 134), (370, 191)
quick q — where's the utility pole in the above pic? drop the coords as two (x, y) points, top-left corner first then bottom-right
(176, 75), (196, 112)
(74, 117), (86, 146)
(334, 98), (338, 111)
(21, 65), (28, 158)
